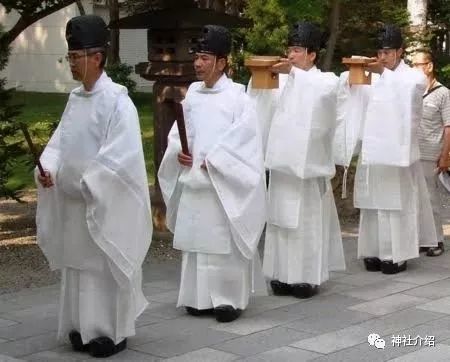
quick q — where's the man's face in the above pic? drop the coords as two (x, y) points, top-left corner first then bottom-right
(66, 49), (102, 81)
(193, 53), (225, 81)
(412, 52), (433, 77)
(377, 48), (402, 70)
(287, 46), (316, 70)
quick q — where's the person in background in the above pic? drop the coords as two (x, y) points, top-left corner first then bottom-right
(413, 48), (450, 257)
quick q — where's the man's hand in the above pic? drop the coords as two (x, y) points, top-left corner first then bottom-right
(364, 59), (384, 74)
(437, 155), (450, 173)
(271, 59), (292, 74)
(37, 171), (54, 188)
(178, 151), (193, 167)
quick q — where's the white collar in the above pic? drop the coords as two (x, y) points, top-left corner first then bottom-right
(74, 72), (110, 96)
(197, 73), (230, 94)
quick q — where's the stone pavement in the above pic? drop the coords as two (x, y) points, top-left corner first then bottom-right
(3, 232), (450, 362)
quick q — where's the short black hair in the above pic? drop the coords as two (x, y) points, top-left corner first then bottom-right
(99, 50), (107, 69)
(88, 46), (107, 69)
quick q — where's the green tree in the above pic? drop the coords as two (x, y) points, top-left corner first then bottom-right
(428, 0), (450, 86)
(241, 0), (410, 72)
(0, 1), (79, 199)
(0, 25), (23, 200)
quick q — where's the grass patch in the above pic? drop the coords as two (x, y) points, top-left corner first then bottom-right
(8, 91), (155, 190)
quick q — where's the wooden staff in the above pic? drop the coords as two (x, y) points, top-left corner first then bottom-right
(19, 123), (45, 177)
(174, 102), (190, 155)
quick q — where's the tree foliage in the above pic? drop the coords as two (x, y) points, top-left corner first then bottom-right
(0, 1), (77, 199)
(242, 0), (409, 72)
(0, 0), (77, 45)
(0, 25), (23, 200)
(428, 0), (450, 86)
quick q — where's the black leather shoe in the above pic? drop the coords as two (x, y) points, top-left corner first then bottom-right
(214, 305), (242, 323)
(88, 337), (127, 358)
(380, 260), (407, 275)
(185, 306), (214, 316)
(270, 280), (292, 296)
(69, 330), (89, 352)
(291, 283), (319, 299)
(364, 257), (381, 272)
(426, 242), (444, 257)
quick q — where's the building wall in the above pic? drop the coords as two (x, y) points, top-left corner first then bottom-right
(0, 1), (152, 93)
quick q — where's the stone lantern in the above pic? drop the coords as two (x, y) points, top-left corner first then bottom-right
(113, 2), (250, 232)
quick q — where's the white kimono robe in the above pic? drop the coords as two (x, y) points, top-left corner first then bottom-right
(36, 73), (152, 344)
(342, 61), (438, 263)
(262, 66), (346, 286)
(158, 74), (268, 310)
(246, 74), (288, 153)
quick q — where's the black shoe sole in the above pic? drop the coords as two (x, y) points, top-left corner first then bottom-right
(69, 330), (89, 352)
(214, 305), (242, 323)
(185, 307), (214, 316)
(270, 280), (292, 296)
(364, 257), (381, 272)
(89, 337), (127, 358)
(381, 261), (407, 275)
(291, 283), (319, 299)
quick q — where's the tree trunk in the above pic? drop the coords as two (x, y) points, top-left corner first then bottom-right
(76, 0), (86, 15)
(107, 0), (121, 66)
(408, 0), (428, 32)
(197, 0), (208, 8)
(212, 0), (226, 12)
(407, 0), (428, 48)
(226, 0), (242, 16)
(322, 0), (340, 71)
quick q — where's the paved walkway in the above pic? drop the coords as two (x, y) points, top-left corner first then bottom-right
(2, 231), (450, 361)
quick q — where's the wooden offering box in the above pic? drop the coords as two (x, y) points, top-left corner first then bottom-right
(342, 57), (374, 85)
(245, 56), (281, 89)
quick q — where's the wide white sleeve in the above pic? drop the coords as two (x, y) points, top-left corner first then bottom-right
(206, 95), (267, 259)
(35, 123), (62, 183)
(246, 77), (279, 154)
(361, 68), (426, 166)
(266, 68), (338, 179)
(157, 124), (184, 233)
(333, 71), (373, 167)
(80, 94), (152, 281)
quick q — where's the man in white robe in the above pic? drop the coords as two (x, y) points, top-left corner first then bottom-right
(340, 24), (438, 274)
(261, 21), (346, 299)
(36, 15), (152, 358)
(158, 25), (267, 323)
